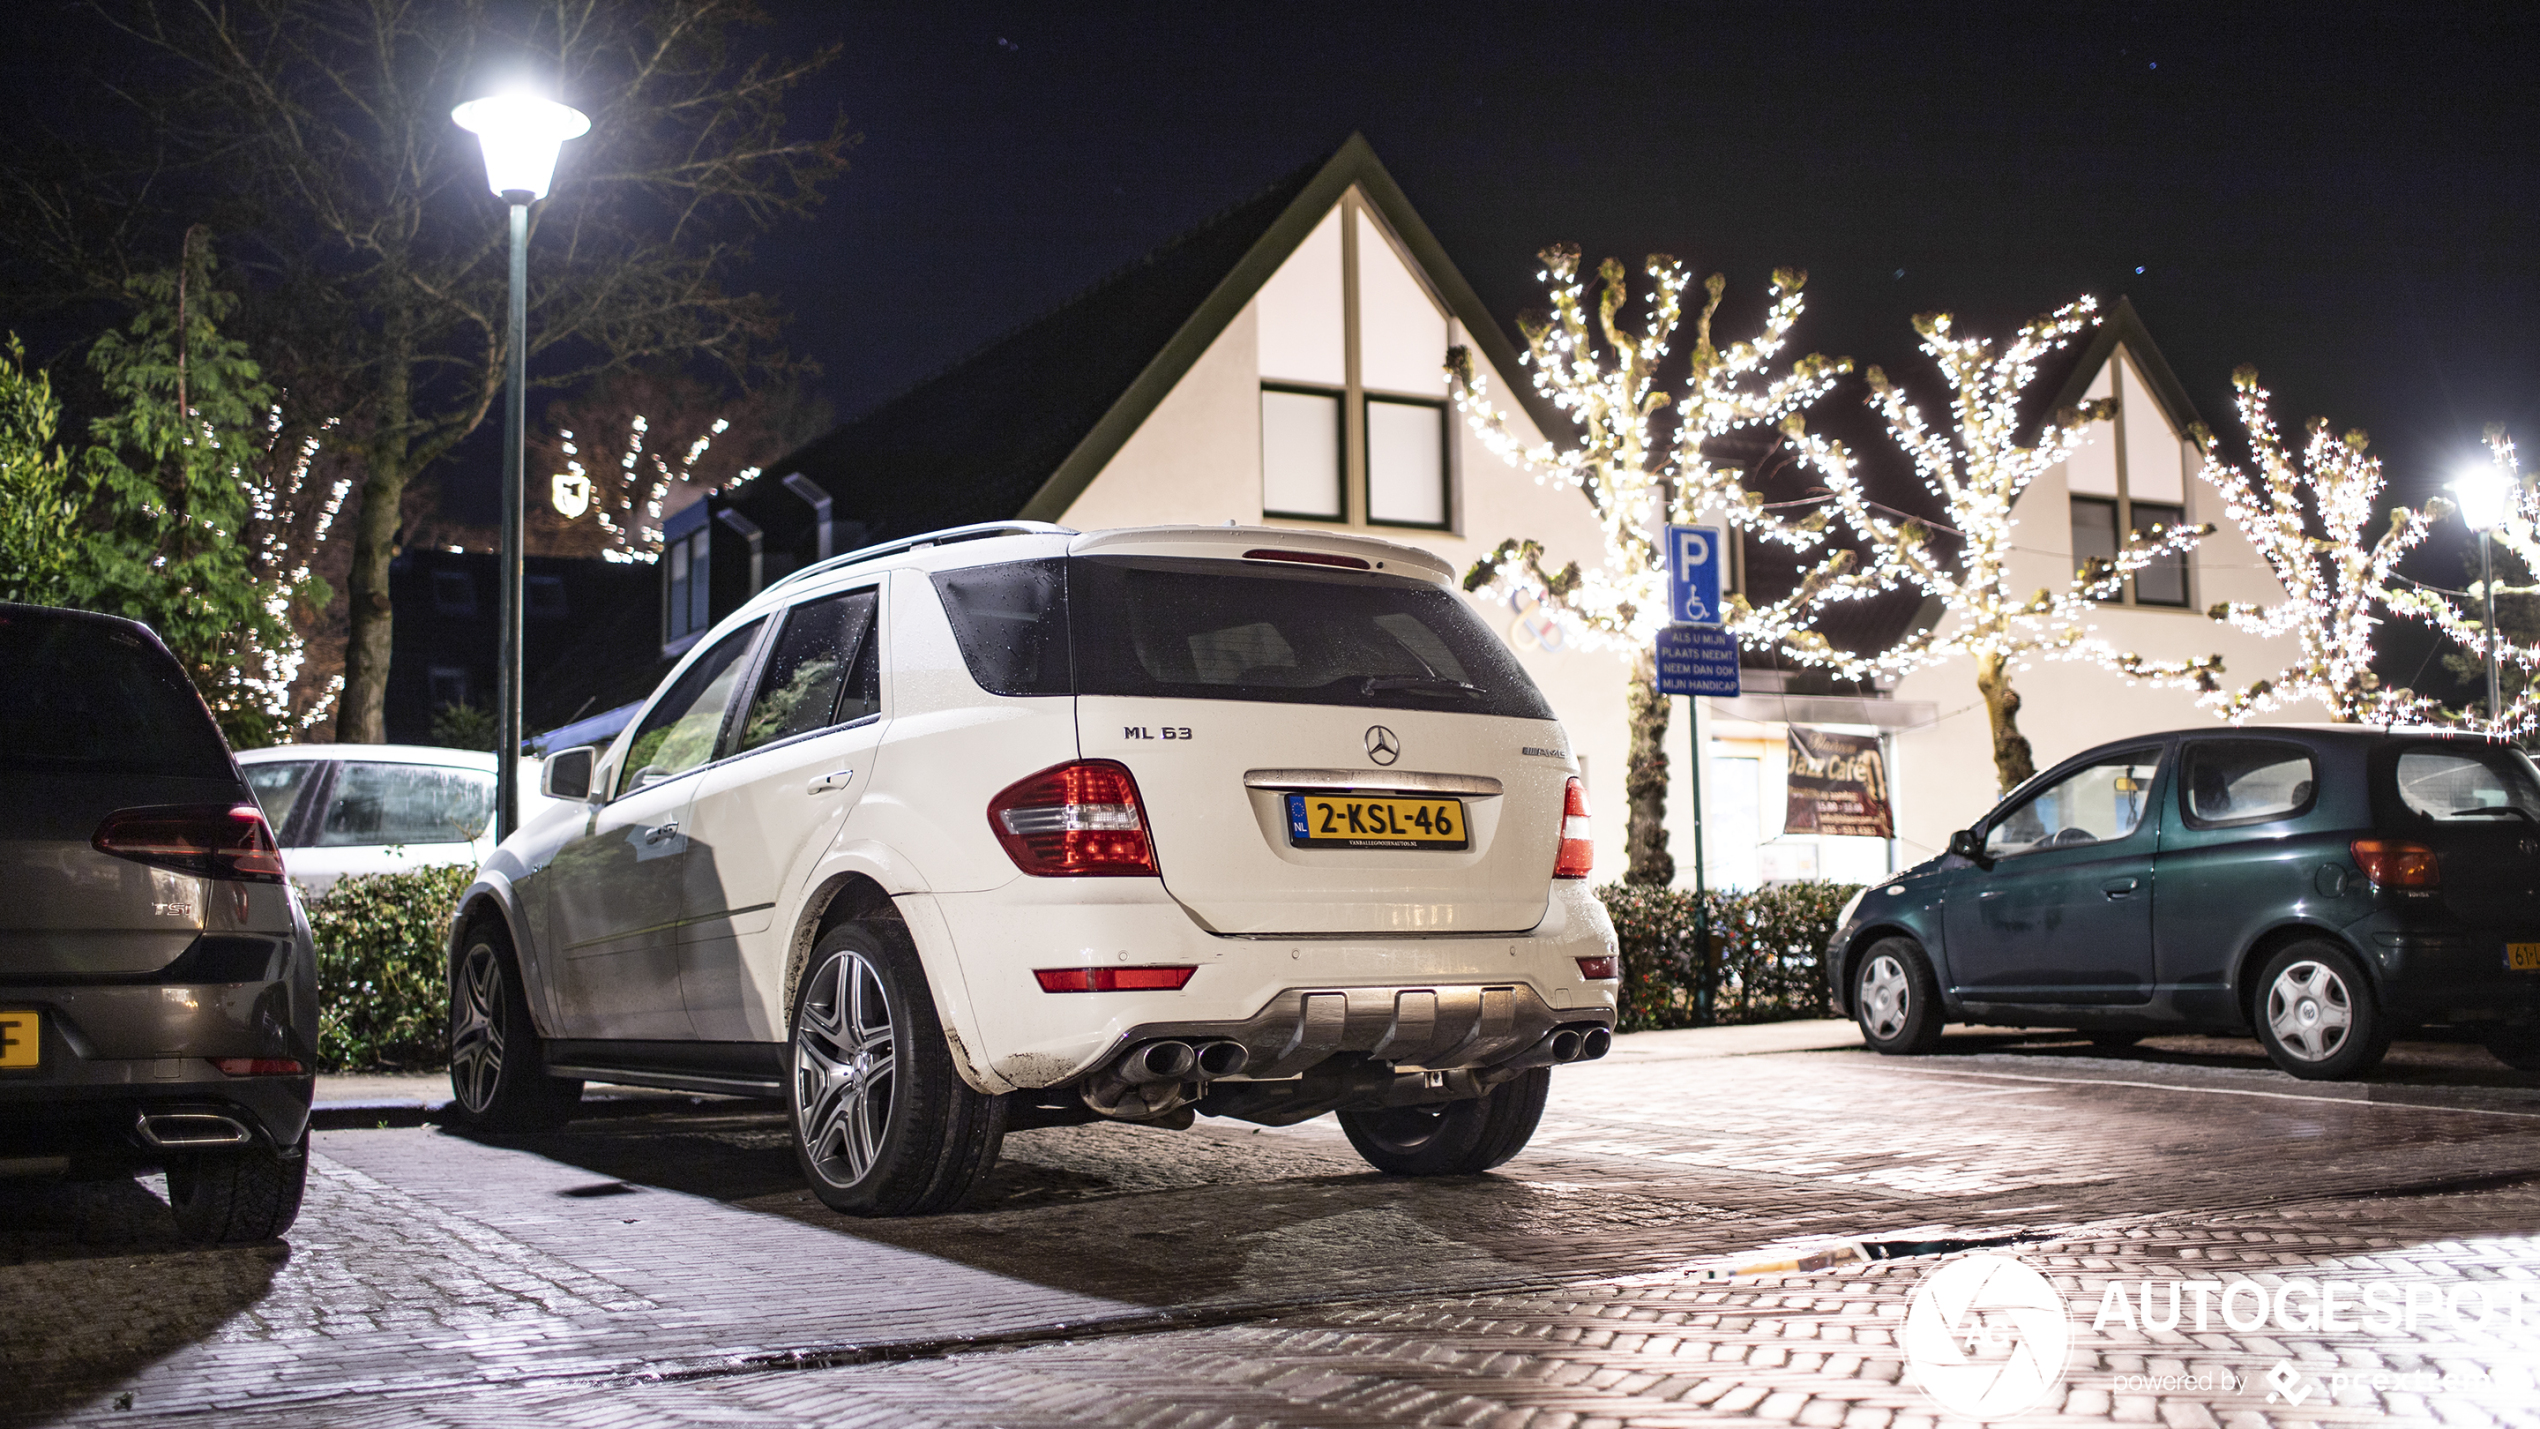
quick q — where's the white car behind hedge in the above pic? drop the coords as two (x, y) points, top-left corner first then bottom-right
(447, 523), (1621, 1215)
(238, 745), (503, 894)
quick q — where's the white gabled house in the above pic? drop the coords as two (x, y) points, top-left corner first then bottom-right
(667, 137), (2294, 889)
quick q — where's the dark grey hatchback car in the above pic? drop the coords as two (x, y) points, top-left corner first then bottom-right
(0, 604), (316, 1240)
(1826, 725), (2540, 1079)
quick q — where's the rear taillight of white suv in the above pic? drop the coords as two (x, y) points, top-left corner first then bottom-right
(1554, 776), (1594, 879)
(93, 804), (287, 883)
(988, 761), (1160, 876)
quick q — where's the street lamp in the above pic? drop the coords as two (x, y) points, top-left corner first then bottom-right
(452, 91), (589, 838)
(2450, 463), (2516, 729)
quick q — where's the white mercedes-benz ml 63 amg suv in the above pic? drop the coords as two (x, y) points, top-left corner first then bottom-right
(448, 522), (1619, 1214)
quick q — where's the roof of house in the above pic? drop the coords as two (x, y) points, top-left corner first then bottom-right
(748, 134), (1559, 540)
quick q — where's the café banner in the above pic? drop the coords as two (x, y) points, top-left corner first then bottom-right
(1783, 726), (1893, 838)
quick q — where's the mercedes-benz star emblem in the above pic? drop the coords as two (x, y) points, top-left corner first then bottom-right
(1365, 725), (1401, 766)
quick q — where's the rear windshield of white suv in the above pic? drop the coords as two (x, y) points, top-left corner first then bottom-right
(932, 556), (1554, 719)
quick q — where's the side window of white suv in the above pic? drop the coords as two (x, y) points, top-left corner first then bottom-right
(737, 589), (880, 754)
(618, 619), (763, 797)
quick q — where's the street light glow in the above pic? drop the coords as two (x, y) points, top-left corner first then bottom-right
(2449, 464), (2515, 533)
(451, 93), (590, 202)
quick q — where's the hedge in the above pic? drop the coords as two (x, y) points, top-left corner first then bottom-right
(306, 864), (473, 1073)
(1599, 880), (1863, 1032)
(295, 863), (1860, 1069)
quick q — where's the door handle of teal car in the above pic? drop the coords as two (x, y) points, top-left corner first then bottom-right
(2103, 877), (2140, 897)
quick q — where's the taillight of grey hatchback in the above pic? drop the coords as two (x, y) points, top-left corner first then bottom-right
(0, 604), (316, 1243)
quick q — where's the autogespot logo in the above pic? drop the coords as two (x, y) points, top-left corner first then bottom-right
(1902, 1254), (2072, 1420)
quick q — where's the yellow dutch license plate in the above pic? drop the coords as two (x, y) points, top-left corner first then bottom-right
(1286, 793), (1468, 849)
(0, 1011), (37, 1069)
(2508, 943), (2540, 972)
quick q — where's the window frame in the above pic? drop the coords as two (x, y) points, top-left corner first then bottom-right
(1259, 382), (1348, 521)
(2177, 738), (2319, 830)
(663, 526), (713, 651)
(2069, 354), (2196, 613)
(613, 616), (769, 801)
(2127, 500), (2191, 608)
(1362, 394), (1452, 531)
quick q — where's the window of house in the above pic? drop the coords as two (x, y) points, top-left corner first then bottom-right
(427, 665), (470, 713)
(1254, 197), (1452, 531)
(665, 527), (712, 645)
(1261, 386), (1343, 519)
(2067, 350), (2193, 610)
(431, 568), (475, 616)
(526, 574), (569, 620)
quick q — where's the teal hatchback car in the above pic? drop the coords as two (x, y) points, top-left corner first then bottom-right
(1826, 726), (2540, 1079)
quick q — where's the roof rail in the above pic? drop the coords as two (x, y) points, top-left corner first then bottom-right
(761, 521), (1077, 597)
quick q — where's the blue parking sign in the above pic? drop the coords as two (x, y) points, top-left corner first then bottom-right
(1667, 525), (1724, 626)
(1657, 625), (1740, 697)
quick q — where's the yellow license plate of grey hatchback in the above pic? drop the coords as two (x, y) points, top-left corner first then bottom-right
(0, 1012), (36, 1068)
(2509, 944), (2540, 972)
(1285, 793), (1468, 849)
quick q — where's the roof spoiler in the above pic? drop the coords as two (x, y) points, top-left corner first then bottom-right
(762, 521), (1078, 596)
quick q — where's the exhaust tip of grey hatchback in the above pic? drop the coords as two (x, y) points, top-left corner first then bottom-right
(134, 1112), (255, 1150)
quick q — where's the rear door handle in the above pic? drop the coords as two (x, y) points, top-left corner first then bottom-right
(643, 821), (680, 845)
(2103, 877), (2140, 897)
(808, 768), (856, 795)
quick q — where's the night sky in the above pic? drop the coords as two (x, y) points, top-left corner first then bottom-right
(8, 4), (2538, 587)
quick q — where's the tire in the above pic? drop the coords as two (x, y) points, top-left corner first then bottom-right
(167, 1134), (307, 1243)
(1853, 937), (1945, 1055)
(2482, 1025), (2540, 1072)
(1337, 1066), (1549, 1176)
(447, 924), (584, 1132)
(2253, 941), (2390, 1080)
(789, 921), (1005, 1216)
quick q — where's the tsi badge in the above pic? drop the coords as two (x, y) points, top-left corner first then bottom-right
(1902, 1254), (2071, 1420)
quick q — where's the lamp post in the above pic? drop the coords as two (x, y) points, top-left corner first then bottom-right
(2449, 464), (2515, 729)
(452, 92), (589, 838)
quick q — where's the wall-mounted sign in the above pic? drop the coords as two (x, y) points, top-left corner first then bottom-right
(1784, 725), (1892, 837)
(1657, 624), (1739, 696)
(551, 472), (592, 520)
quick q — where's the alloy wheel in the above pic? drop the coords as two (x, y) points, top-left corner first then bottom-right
(794, 946), (898, 1187)
(449, 943), (506, 1114)
(2265, 959), (2353, 1063)
(1859, 953), (1911, 1040)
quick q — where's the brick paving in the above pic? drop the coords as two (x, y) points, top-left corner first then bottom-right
(7, 1030), (2540, 1427)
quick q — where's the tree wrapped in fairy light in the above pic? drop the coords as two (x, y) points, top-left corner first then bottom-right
(2195, 367), (2442, 727)
(2384, 425), (2540, 731)
(1755, 297), (2218, 794)
(1448, 245), (1848, 884)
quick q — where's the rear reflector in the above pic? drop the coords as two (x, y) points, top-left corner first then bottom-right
(93, 805), (287, 883)
(1554, 776), (1594, 879)
(989, 760), (1159, 876)
(1033, 966), (1198, 993)
(2351, 838), (2439, 889)
(1576, 955), (1619, 980)
(210, 1057), (306, 1076)
(1241, 547), (1371, 571)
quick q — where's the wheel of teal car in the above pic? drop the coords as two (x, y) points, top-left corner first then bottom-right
(2253, 940), (2389, 1080)
(1854, 937), (1944, 1055)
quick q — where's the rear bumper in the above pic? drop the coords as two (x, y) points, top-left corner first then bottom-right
(0, 974), (316, 1172)
(919, 876), (1619, 1089)
(2363, 932), (2540, 1024)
